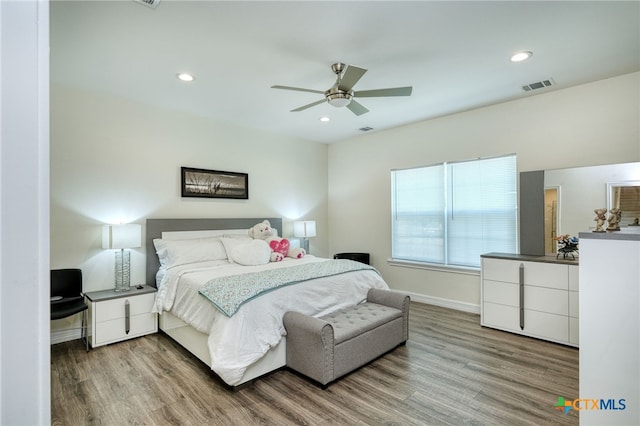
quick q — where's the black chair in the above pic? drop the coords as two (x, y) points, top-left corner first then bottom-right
(51, 268), (89, 351)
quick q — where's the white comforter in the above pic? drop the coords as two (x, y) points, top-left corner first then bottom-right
(153, 255), (389, 385)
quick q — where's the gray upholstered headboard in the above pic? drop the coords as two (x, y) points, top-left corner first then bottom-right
(145, 217), (282, 287)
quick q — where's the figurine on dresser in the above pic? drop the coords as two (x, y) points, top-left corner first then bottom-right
(607, 208), (621, 231)
(594, 208), (607, 232)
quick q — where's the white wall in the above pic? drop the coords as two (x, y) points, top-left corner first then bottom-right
(328, 72), (640, 311)
(50, 85), (328, 331)
(1, 0), (51, 424)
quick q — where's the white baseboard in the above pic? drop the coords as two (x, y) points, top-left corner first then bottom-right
(401, 290), (480, 314)
(51, 329), (82, 345)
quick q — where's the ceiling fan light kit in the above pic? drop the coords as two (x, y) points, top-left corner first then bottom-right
(271, 62), (412, 116)
(326, 90), (352, 108)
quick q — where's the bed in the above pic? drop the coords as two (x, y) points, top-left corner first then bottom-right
(145, 217), (389, 387)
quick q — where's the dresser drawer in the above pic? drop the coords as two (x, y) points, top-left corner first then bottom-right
(569, 265), (579, 291)
(522, 262), (568, 290)
(482, 302), (519, 332)
(569, 317), (579, 345)
(483, 280), (518, 306)
(569, 291), (579, 318)
(482, 302), (569, 343)
(482, 258), (521, 283)
(525, 286), (568, 316)
(524, 309), (569, 342)
(94, 293), (155, 323)
(482, 258), (568, 290)
(484, 279), (568, 315)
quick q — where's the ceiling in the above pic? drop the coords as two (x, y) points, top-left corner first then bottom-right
(50, 1), (640, 144)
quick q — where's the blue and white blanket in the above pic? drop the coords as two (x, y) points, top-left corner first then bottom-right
(199, 259), (377, 317)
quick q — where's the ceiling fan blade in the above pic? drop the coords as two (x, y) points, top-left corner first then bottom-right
(354, 86), (413, 98)
(291, 99), (326, 112)
(338, 65), (367, 92)
(271, 85), (324, 95)
(346, 100), (369, 116)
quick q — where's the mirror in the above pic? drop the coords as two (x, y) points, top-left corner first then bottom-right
(519, 162), (640, 256)
(543, 162), (639, 254)
(607, 181), (640, 227)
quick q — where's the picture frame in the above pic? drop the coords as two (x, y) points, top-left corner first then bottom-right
(181, 167), (248, 199)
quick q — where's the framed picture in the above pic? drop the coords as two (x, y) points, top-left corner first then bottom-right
(181, 167), (248, 199)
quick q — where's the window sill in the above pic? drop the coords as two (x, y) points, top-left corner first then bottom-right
(387, 259), (480, 276)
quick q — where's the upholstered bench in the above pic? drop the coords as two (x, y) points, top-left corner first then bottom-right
(283, 288), (410, 386)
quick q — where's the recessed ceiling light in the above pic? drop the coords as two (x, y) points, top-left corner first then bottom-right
(510, 51), (533, 62)
(319, 116), (330, 122)
(177, 72), (195, 82)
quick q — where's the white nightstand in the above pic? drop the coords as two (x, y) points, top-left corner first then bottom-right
(85, 285), (158, 348)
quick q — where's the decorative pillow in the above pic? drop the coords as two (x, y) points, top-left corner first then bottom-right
(269, 239), (290, 257)
(221, 238), (270, 266)
(153, 237), (227, 268)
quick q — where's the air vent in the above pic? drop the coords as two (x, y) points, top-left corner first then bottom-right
(359, 126), (374, 132)
(133, 0), (160, 8)
(522, 79), (554, 92)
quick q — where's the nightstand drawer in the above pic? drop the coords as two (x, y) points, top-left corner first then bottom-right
(94, 293), (155, 323)
(93, 312), (157, 346)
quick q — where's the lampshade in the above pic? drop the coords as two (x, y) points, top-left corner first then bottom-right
(293, 221), (317, 238)
(102, 224), (142, 249)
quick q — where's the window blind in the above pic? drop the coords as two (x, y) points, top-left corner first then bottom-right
(391, 155), (517, 268)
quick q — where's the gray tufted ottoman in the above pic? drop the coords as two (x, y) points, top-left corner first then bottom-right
(283, 288), (410, 386)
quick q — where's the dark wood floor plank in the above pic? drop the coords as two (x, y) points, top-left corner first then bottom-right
(51, 302), (578, 425)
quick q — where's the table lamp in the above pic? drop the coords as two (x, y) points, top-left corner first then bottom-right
(102, 223), (142, 292)
(293, 220), (316, 253)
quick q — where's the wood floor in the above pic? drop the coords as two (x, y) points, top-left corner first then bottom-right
(51, 302), (579, 425)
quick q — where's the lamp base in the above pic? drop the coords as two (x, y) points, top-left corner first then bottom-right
(300, 238), (310, 253)
(114, 249), (131, 292)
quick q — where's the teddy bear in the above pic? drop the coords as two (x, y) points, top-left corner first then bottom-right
(248, 220), (306, 262)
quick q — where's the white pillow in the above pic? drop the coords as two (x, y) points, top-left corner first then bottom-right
(222, 233), (252, 240)
(221, 238), (270, 266)
(153, 237), (227, 268)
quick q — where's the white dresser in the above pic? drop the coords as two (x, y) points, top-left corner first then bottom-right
(85, 285), (157, 348)
(481, 253), (579, 347)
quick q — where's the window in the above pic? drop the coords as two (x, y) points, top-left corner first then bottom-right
(391, 154), (517, 268)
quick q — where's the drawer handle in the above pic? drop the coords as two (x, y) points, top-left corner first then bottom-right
(125, 300), (130, 334)
(519, 263), (524, 330)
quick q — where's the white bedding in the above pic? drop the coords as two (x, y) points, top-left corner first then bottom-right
(153, 255), (388, 385)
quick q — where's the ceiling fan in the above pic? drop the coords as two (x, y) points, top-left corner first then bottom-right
(271, 62), (412, 116)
